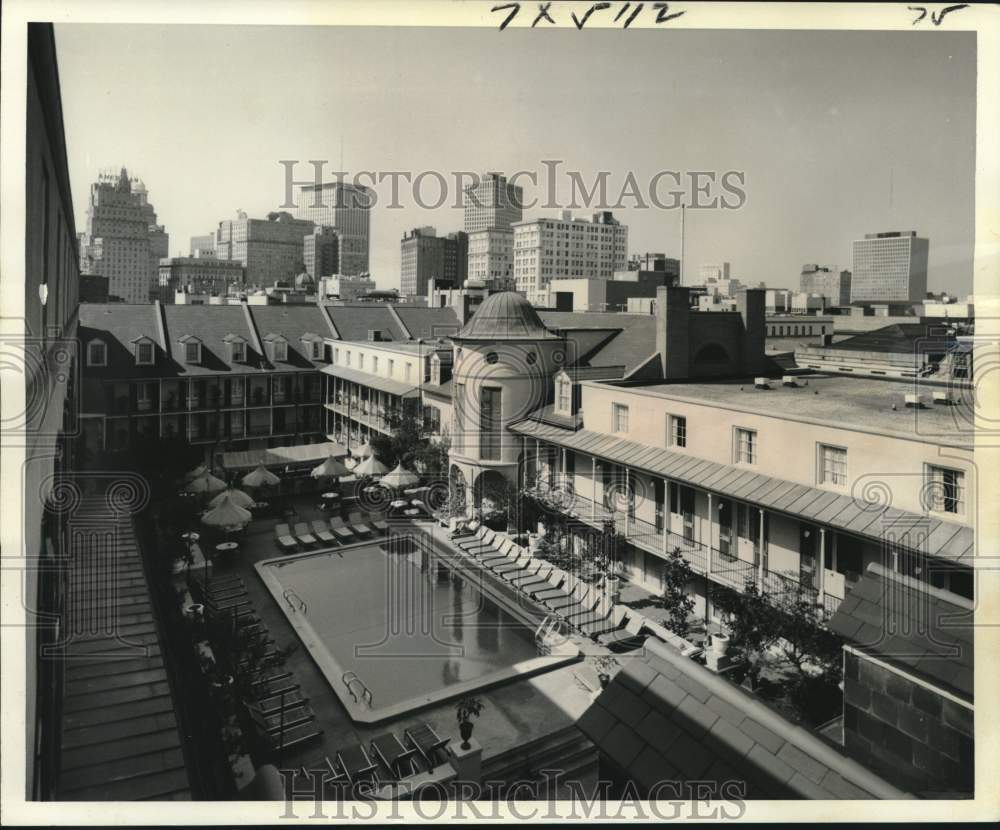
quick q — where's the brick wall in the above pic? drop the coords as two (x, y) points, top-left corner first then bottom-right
(843, 651), (973, 796)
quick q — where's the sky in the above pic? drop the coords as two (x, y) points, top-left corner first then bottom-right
(53, 24), (977, 295)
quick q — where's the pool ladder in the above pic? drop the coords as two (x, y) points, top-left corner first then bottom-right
(342, 671), (373, 706)
(535, 614), (568, 656)
(283, 588), (307, 613)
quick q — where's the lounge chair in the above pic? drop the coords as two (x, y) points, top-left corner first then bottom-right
(274, 523), (298, 552)
(336, 743), (379, 787)
(456, 527), (492, 550)
(346, 510), (373, 536)
(370, 733), (420, 780)
(252, 713), (323, 754)
(476, 538), (515, 563)
(568, 595), (613, 629)
(513, 563), (554, 589)
(532, 572), (576, 603)
(293, 522), (318, 547)
(563, 589), (602, 622)
(365, 510), (389, 533)
(600, 613), (648, 651)
(491, 552), (532, 575)
(581, 605), (628, 638)
(544, 581), (590, 613)
(327, 516), (356, 543)
(404, 723), (450, 769)
(505, 559), (544, 584)
(449, 516), (480, 538)
(311, 520), (337, 545)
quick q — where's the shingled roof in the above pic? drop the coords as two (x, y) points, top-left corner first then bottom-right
(578, 638), (910, 799)
(828, 563), (974, 702)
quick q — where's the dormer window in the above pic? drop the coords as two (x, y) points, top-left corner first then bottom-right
(431, 355), (442, 385)
(557, 378), (572, 413)
(87, 339), (107, 367)
(131, 336), (155, 366)
(178, 335), (202, 364)
(300, 333), (323, 361)
(224, 334), (248, 363)
(262, 333), (288, 363)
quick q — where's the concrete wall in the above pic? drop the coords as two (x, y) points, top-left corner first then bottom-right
(843, 650), (973, 795)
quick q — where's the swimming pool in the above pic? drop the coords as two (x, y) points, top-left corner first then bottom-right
(256, 538), (579, 723)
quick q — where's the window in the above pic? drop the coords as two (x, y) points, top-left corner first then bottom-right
(423, 405), (441, 434)
(818, 444), (847, 486)
(557, 379), (571, 412)
(136, 341), (154, 366)
(388, 359), (395, 376)
(405, 363), (412, 382)
(185, 341), (201, 363)
(231, 341), (246, 362)
(669, 415), (687, 448)
(272, 341), (287, 362)
(480, 387), (502, 461)
(926, 465), (965, 515)
(346, 351), (352, 367)
(334, 348), (340, 364)
(311, 341), (322, 360)
(359, 354), (365, 370)
(612, 403), (629, 433)
(735, 428), (756, 464)
(454, 382), (465, 452)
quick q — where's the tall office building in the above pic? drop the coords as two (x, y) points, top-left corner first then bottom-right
(294, 181), (371, 275)
(629, 252), (680, 279)
(851, 231), (929, 304)
(468, 228), (514, 290)
(78, 167), (169, 303)
(215, 211), (314, 286)
(303, 225), (340, 278)
(699, 262), (731, 283)
(800, 264), (852, 306)
(512, 211), (628, 297)
(463, 172), (523, 233)
(400, 227), (468, 296)
(189, 233), (215, 257)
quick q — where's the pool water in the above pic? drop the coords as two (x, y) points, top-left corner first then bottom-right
(257, 540), (577, 722)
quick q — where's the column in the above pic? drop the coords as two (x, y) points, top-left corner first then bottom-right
(591, 457), (597, 522)
(706, 493), (713, 578)
(662, 479), (670, 558)
(757, 508), (766, 588)
(624, 466), (631, 537)
(817, 528), (826, 608)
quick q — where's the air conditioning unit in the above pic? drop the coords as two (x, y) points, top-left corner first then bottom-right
(781, 375), (797, 387)
(754, 377), (770, 389)
(904, 393), (923, 408)
(933, 390), (955, 405)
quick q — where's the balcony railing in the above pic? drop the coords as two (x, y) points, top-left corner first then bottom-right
(247, 423), (271, 437)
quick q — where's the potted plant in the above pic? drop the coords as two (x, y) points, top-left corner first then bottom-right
(593, 655), (619, 689)
(455, 696), (485, 749)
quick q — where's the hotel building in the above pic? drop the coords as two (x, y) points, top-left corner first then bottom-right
(156, 255), (245, 303)
(214, 211), (314, 287)
(800, 264), (852, 306)
(399, 227), (468, 297)
(463, 172), (523, 234)
(294, 181), (372, 275)
(78, 168), (169, 303)
(468, 227), (514, 290)
(512, 211), (628, 300)
(851, 231), (929, 304)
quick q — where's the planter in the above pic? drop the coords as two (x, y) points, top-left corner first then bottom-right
(598, 672), (611, 689)
(183, 602), (205, 620)
(708, 633), (730, 657)
(604, 574), (621, 604)
(459, 720), (474, 750)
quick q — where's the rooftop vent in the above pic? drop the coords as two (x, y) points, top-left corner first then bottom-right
(781, 375), (797, 387)
(904, 393), (924, 408)
(367, 329), (383, 342)
(754, 377), (770, 389)
(933, 390), (956, 405)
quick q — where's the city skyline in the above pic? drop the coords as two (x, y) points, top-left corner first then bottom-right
(53, 24), (975, 295)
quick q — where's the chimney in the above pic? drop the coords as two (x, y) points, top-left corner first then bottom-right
(656, 286), (691, 379)
(735, 288), (767, 375)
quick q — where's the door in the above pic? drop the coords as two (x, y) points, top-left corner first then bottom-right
(680, 486), (695, 543)
(718, 499), (733, 560)
(799, 523), (817, 590)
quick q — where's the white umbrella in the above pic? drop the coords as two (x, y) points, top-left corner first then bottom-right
(311, 455), (351, 480)
(209, 487), (254, 509)
(344, 456), (358, 470)
(185, 472), (227, 495)
(182, 463), (208, 482)
(351, 441), (373, 459)
(354, 454), (389, 477)
(380, 463), (420, 490)
(242, 466), (280, 488)
(201, 493), (252, 530)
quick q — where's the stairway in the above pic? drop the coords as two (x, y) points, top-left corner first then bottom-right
(480, 724), (599, 797)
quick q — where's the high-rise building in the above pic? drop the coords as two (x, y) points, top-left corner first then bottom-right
(629, 252), (680, 278)
(800, 264), (852, 306)
(468, 228), (514, 290)
(463, 172), (523, 233)
(400, 227), (468, 297)
(699, 262), (731, 283)
(214, 210), (314, 286)
(157, 256), (245, 302)
(850, 231), (929, 304)
(512, 211), (628, 297)
(77, 167), (169, 303)
(303, 225), (340, 278)
(189, 233), (215, 257)
(294, 181), (371, 275)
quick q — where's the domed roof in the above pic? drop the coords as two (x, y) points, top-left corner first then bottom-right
(294, 271), (315, 289)
(456, 292), (556, 340)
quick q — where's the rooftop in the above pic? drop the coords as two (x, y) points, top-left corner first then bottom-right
(618, 372), (973, 448)
(456, 292), (557, 340)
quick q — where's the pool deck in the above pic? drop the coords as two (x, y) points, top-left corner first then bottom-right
(209, 503), (601, 788)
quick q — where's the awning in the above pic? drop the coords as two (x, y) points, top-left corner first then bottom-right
(510, 419), (974, 563)
(220, 440), (347, 470)
(321, 364), (419, 397)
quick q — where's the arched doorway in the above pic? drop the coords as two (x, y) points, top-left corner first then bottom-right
(473, 469), (512, 526)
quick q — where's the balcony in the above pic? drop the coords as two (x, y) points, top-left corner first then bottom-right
(247, 423), (271, 437)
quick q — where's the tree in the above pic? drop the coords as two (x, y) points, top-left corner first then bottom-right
(660, 547), (696, 638)
(710, 580), (782, 686)
(773, 593), (843, 683)
(368, 406), (426, 470)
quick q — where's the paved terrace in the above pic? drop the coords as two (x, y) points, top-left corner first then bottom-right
(202, 500), (601, 796)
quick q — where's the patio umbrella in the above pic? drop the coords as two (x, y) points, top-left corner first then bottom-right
(311, 455), (351, 479)
(201, 493), (252, 531)
(352, 441), (373, 459)
(209, 487), (254, 509)
(241, 465), (280, 488)
(354, 454), (388, 477)
(185, 471), (227, 495)
(182, 463), (208, 482)
(380, 463), (420, 490)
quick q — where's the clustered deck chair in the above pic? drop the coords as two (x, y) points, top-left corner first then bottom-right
(365, 510), (389, 533)
(347, 510), (373, 537)
(274, 522), (298, 552)
(600, 613), (648, 651)
(311, 520), (337, 544)
(293, 522), (317, 546)
(404, 722), (450, 769)
(331, 743), (379, 787)
(370, 733), (420, 780)
(327, 516), (356, 543)
(449, 516), (481, 538)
